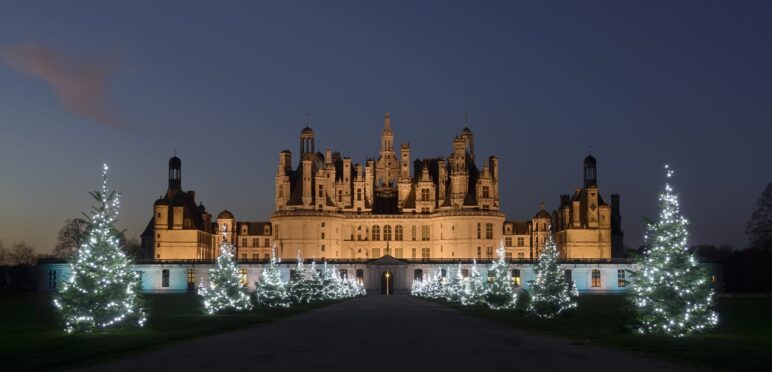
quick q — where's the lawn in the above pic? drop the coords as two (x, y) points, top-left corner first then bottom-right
(0, 291), (337, 371)
(440, 295), (772, 370)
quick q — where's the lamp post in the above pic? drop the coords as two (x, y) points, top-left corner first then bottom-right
(385, 271), (391, 295)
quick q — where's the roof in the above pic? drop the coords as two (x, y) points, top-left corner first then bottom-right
(169, 156), (181, 168)
(217, 209), (234, 219)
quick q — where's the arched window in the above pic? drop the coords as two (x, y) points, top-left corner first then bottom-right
(384, 225), (392, 241)
(414, 269), (423, 280)
(395, 225), (403, 241)
(511, 269), (521, 287)
(372, 225), (380, 241)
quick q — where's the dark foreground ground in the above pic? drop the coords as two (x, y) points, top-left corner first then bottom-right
(85, 295), (682, 372)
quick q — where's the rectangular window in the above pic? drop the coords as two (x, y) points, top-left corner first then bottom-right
(412, 248), (417, 259)
(511, 270), (521, 287)
(412, 225), (417, 241)
(505, 237), (512, 247)
(486, 247), (493, 259)
(252, 253), (259, 259)
(241, 253), (247, 259)
(265, 238), (270, 247)
(477, 246), (481, 258)
(477, 223), (481, 239)
(421, 225), (430, 241)
(505, 252), (512, 260)
(187, 268), (194, 284)
(321, 245), (325, 252)
(592, 269), (601, 288)
(617, 269), (626, 287)
(48, 270), (57, 289)
(321, 222), (325, 228)
(421, 188), (430, 201)
(395, 248), (403, 258)
(240, 268), (248, 287)
(485, 223), (493, 239)
(241, 238), (247, 247)
(421, 248), (430, 259)
(252, 238), (258, 247)
(321, 232), (325, 239)
(482, 186), (490, 198)
(517, 252), (525, 259)
(162, 269), (169, 287)
(517, 237), (525, 246)
(357, 189), (362, 201)
(372, 248), (380, 258)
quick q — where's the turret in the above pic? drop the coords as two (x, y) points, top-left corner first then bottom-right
(168, 155), (181, 195)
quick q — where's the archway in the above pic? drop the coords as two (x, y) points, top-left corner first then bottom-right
(381, 270), (394, 295)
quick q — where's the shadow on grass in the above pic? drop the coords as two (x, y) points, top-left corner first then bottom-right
(431, 295), (772, 371)
(0, 291), (342, 371)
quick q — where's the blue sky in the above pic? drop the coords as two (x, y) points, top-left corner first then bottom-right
(1, 0), (771, 253)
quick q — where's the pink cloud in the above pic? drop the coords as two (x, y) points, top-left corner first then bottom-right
(2, 45), (122, 128)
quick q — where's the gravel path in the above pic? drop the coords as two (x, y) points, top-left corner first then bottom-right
(82, 295), (685, 371)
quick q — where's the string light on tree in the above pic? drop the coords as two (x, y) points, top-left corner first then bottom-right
(528, 227), (578, 318)
(629, 165), (718, 336)
(254, 245), (290, 308)
(198, 232), (252, 314)
(485, 240), (517, 310)
(54, 164), (146, 334)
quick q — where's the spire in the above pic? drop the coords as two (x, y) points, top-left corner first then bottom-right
(384, 112), (391, 131)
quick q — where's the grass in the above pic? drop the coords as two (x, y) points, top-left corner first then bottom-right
(0, 291), (337, 371)
(437, 295), (772, 371)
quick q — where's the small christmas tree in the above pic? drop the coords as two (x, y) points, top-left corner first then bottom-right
(308, 260), (325, 301)
(287, 251), (312, 304)
(54, 164), (146, 333)
(629, 165), (718, 336)
(199, 235), (252, 314)
(485, 241), (516, 310)
(254, 245), (290, 308)
(444, 263), (465, 303)
(528, 229), (577, 318)
(461, 259), (486, 306)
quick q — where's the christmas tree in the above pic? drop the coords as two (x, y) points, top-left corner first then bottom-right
(528, 229), (577, 318)
(485, 241), (516, 310)
(254, 245), (290, 308)
(198, 235), (252, 314)
(630, 165), (718, 336)
(307, 260), (325, 301)
(461, 259), (487, 306)
(287, 251), (312, 304)
(54, 164), (146, 333)
(444, 263), (465, 303)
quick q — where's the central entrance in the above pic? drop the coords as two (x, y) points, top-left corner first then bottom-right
(381, 270), (394, 295)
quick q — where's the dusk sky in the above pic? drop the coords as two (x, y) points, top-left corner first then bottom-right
(1, 0), (770, 254)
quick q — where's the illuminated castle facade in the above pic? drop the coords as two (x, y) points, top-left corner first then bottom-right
(140, 113), (623, 262)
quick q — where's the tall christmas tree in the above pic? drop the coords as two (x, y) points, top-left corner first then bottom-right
(54, 164), (146, 333)
(198, 234), (252, 314)
(461, 259), (486, 306)
(254, 245), (290, 308)
(485, 241), (516, 310)
(630, 165), (718, 336)
(528, 229), (577, 318)
(444, 263), (465, 303)
(287, 251), (312, 304)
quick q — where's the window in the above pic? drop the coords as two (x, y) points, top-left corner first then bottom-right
(420, 188), (430, 201)
(477, 223), (481, 239)
(321, 222), (325, 228)
(241, 237), (247, 247)
(477, 247), (481, 258)
(486, 247), (493, 258)
(264, 238), (270, 247)
(321, 245), (325, 252)
(511, 269), (521, 287)
(421, 225), (430, 241)
(252, 253), (259, 259)
(252, 238), (259, 247)
(440, 269), (447, 278)
(485, 223), (493, 239)
(264, 253), (270, 259)
(187, 268), (195, 284)
(395, 248), (403, 258)
(517, 237), (525, 246)
(617, 269), (626, 287)
(338, 190), (343, 202)
(339, 269), (348, 280)
(321, 232), (325, 239)
(162, 269), (169, 287)
(412, 225), (417, 241)
(482, 186), (490, 198)
(517, 252), (525, 259)
(356, 188), (362, 201)
(421, 207), (429, 213)
(414, 269), (423, 280)
(592, 269), (601, 288)
(505, 237), (512, 247)
(48, 270), (57, 289)
(505, 252), (512, 260)
(372, 225), (380, 241)
(564, 269), (572, 283)
(240, 268), (248, 287)
(372, 248), (380, 258)
(395, 225), (403, 241)
(240, 253), (246, 259)
(421, 248), (430, 259)
(356, 269), (364, 284)
(384, 225), (392, 241)
(412, 248), (417, 259)
(318, 184), (324, 198)
(279, 185), (284, 198)
(461, 269), (469, 278)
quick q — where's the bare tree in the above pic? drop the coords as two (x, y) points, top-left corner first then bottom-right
(0, 239), (8, 265)
(9, 242), (37, 265)
(53, 218), (89, 258)
(747, 182), (772, 295)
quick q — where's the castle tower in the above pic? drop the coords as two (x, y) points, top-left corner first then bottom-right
(300, 126), (315, 158)
(168, 155), (181, 197)
(584, 154), (597, 188)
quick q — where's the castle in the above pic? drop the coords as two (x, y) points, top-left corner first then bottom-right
(140, 114), (623, 262)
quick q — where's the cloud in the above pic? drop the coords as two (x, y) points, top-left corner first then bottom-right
(2, 45), (122, 128)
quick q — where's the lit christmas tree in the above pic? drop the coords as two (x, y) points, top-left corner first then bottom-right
(485, 241), (516, 310)
(308, 260), (325, 301)
(444, 263), (465, 303)
(410, 278), (426, 297)
(254, 245), (290, 308)
(461, 259), (486, 306)
(287, 251), (312, 304)
(528, 229), (577, 318)
(54, 164), (146, 333)
(198, 234), (252, 314)
(630, 165), (718, 336)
